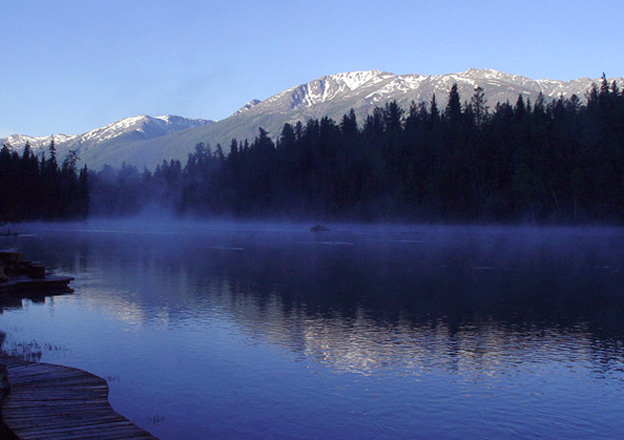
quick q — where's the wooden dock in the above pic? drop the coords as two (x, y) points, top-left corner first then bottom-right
(0, 275), (74, 296)
(0, 354), (158, 440)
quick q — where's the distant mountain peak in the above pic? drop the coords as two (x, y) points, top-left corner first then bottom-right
(324, 70), (390, 91)
(234, 99), (262, 116)
(1, 115), (213, 162)
(460, 67), (505, 77)
(2, 133), (80, 150)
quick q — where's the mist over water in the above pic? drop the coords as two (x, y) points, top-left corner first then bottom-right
(1, 221), (624, 439)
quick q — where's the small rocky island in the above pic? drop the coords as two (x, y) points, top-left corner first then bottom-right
(310, 224), (329, 232)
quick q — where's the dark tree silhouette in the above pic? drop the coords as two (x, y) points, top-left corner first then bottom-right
(86, 78), (624, 224)
(0, 143), (89, 222)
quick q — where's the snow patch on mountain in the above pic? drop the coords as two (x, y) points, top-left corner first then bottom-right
(2, 133), (80, 150)
(1, 115), (213, 158)
(234, 99), (262, 116)
(330, 70), (386, 91)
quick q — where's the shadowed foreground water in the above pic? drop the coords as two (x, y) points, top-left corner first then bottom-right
(1, 222), (624, 439)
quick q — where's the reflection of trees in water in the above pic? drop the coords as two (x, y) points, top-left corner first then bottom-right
(206, 237), (624, 336)
(179, 284), (623, 377)
(7, 226), (624, 373)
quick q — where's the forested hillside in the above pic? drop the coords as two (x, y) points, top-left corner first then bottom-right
(90, 75), (624, 224)
(4, 76), (622, 224)
(0, 142), (89, 223)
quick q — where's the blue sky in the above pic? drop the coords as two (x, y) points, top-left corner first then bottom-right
(1, 0), (622, 137)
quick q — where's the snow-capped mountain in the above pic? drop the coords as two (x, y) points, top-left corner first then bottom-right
(140, 68), (618, 170)
(200, 68), (622, 149)
(2, 69), (620, 170)
(2, 133), (80, 150)
(249, 68), (614, 120)
(79, 114), (212, 147)
(1, 114), (212, 163)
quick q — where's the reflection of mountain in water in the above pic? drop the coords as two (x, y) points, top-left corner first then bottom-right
(9, 224), (624, 373)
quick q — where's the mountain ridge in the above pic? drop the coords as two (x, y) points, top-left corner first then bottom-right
(1, 114), (212, 160)
(3, 69), (622, 169)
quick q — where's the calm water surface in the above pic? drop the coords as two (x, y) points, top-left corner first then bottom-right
(1, 222), (624, 439)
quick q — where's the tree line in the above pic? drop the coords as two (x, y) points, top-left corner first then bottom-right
(0, 141), (89, 223)
(90, 75), (624, 224)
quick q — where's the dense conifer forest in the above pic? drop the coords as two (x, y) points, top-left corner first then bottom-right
(4, 75), (624, 224)
(90, 75), (624, 224)
(0, 141), (89, 223)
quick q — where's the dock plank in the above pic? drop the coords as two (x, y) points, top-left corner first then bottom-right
(0, 354), (158, 440)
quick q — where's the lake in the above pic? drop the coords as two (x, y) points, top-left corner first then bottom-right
(1, 221), (624, 439)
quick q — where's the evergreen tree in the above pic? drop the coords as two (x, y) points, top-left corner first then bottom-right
(470, 86), (488, 126)
(444, 83), (462, 125)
